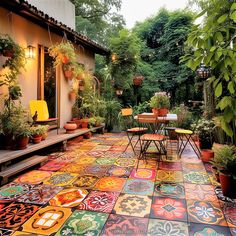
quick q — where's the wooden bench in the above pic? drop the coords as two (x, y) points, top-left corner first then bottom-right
(0, 155), (48, 186)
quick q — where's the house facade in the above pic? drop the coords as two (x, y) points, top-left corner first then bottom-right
(0, 0), (109, 127)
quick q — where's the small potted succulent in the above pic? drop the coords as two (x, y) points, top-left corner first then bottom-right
(149, 92), (170, 116)
(30, 125), (46, 144)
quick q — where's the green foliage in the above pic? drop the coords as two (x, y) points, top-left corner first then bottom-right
(109, 29), (141, 90)
(181, 0), (236, 138)
(149, 94), (170, 109)
(211, 145), (236, 178)
(30, 125), (47, 136)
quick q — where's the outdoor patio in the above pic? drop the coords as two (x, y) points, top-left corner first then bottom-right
(0, 132), (235, 236)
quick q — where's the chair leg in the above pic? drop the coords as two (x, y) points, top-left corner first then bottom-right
(123, 132), (136, 153)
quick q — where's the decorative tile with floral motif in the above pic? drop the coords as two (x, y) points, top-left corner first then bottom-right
(78, 191), (119, 213)
(39, 160), (67, 171)
(0, 182), (30, 203)
(182, 162), (204, 172)
(187, 200), (227, 226)
(115, 158), (136, 167)
(87, 150), (106, 157)
(55, 210), (108, 236)
(22, 206), (72, 235)
(14, 170), (52, 185)
(84, 165), (110, 176)
(147, 219), (188, 236)
(101, 214), (149, 236)
(189, 223), (232, 236)
(43, 172), (78, 186)
(181, 157), (202, 164)
(73, 156), (96, 165)
(185, 183), (218, 201)
(158, 162), (182, 171)
(154, 182), (185, 198)
(231, 228), (236, 236)
(156, 170), (183, 183)
(183, 171), (211, 184)
(55, 153), (79, 162)
(95, 176), (126, 192)
(221, 201), (236, 227)
(123, 179), (154, 196)
(95, 157), (117, 165)
(118, 152), (136, 158)
(11, 231), (43, 235)
(107, 166), (132, 178)
(103, 151), (123, 158)
(73, 174), (99, 189)
(0, 228), (13, 236)
(113, 193), (152, 217)
(137, 159), (158, 169)
(60, 163), (87, 174)
(49, 187), (88, 207)
(0, 203), (39, 230)
(150, 197), (187, 221)
(130, 169), (156, 181)
(109, 145), (127, 152)
(16, 184), (62, 205)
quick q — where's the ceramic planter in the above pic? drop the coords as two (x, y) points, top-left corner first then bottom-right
(64, 121), (77, 134)
(211, 166), (220, 182)
(16, 136), (29, 150)
(219, 172), (236, 198)
(201, 149), (214, 162)
(32, 134), (42, 144)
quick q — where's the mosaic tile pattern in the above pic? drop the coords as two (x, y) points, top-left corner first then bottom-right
(0, 132), (234, 235)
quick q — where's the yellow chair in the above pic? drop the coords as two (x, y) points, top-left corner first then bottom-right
(29, 100), (59, 134)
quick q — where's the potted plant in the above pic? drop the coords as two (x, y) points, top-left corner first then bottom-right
(149, 92), (170, 116)
(89, 116), (105, 127)
(14, 123), (32, 150)
(48, 41), (77, 67)
(74, 64), (85, 81)
(133, 76), (144, 86)
(30, 125), (46, 144)
(62, 63), (74, 80)
(191, 118), (215, 162)
(41, 125), (49, 140)
(211, 145), (236, 197)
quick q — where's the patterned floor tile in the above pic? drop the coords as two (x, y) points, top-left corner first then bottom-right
(204, 163), (214, 173)
(78, 191), (119, 213)
(137, 159), (158, 169)
(49, 187), (88, 207)
(181, 157), (202, 164)
(115, 158), (137, 167)
(95, 176), (126, 192)
(84, 165), (110, 176)
(38, 160), (67, 171)
(14, 170), (52, 185)
(104, 151), (124, 158)
(95, 157), (117, 165)
(150, 197), (187, 221)
(156, 170), (183, 183)
(73, 174), (99, 188)
(93, 145), (111, 151)
(123, 179), (154, 196)
(130, 169), (156, 181)
(113, 193), (152, 217)
(0, 203), (39, 230)
(231, 228), (236, 236)
(74, 156), (97, 165)
(101, 214), (149, 236)
(86, 150), (105, 157)
(0, 182), (30, 203)
(109, 145), (127, 152)
(182, 162), (204, 172)
(22, 206), (72, 235)
(60, 163), (87, 174)
(55, 152), (79, 162)
(189, 223), (231, 236)
(147, 219), (189, 236)
(0, 229), (13, 236)
(158, 162), (182, 171)
(43, 172), (78, 186)
(118, 152), (136, 158)
(221, 201), (236, 227)
(153, 182), (185, 199)
(16, 184), (62, 205)
(183, 171), (211, 184)
(106, 166), (132, 178)
(55, 210), (108, 236)
(185, 183), (218, 201)
(11, 231), (42, 236)
(187, 200), (227, 226)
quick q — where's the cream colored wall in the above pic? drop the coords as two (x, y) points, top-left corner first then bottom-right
(0, 7), (95, 127)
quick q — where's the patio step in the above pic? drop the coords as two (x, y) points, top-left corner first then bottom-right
(0, 155), (48, 186)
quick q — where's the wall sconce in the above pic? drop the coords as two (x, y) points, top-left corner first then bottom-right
(25, 45), (36, 59)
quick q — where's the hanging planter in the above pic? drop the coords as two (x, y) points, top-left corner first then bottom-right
(133, 76), (144, 86)
(62, 63), (74, 80)
(69, 89), (77, 102)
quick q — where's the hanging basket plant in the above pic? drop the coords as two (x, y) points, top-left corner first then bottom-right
(48, 41), (77, 67)
(62, 63), (74, 80)
(133, 75), (144, 86)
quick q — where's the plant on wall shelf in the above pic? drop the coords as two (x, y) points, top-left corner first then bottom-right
(48, 41), (77, 67)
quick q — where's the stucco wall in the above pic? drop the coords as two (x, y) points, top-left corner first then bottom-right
(28, 0), (76, 30)
(0, 7), (95, 127)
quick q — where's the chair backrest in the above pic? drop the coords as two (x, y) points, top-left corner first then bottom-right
(29, 100), (49, 121)
(137, 114), (159, 133)
(121, 108), (133, 116)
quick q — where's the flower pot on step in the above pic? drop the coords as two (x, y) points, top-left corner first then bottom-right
(219, 172), (236, 198)
(201, 149), (214, 162)
(64, 121), (77, 134)
(32, 134), (42, 144)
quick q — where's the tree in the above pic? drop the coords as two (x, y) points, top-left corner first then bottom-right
(182, 0), (236, 139)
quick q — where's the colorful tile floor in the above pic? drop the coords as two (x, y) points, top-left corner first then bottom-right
(0, 132), (235, 236)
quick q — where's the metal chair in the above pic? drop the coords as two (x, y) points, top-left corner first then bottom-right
(121, 108), (147, 154)
(136, 114), (167, 169)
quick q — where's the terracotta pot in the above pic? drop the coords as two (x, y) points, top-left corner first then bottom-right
(69, 91), (77, 102)
(219, 172), (236, 198)
(72, 118), (82, 128)
(32, 134), (42, 144)
(64, 70), (73, 79)
(3, 49), (14, 58)
(16, 136), (29, 150)
(158, 108), (168, 116)
(64, 121), (77, 134)
(133, 76), (144, 86)
(62, 56), (70, 64)
(152, 108), (158, 115)
(81, 119), (89, 128)
(42, 132), (48, 140)
(201, 149), (214, 162)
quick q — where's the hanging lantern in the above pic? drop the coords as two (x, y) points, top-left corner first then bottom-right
(116, 89), (123, 96)
(196, 64), (211, 79)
